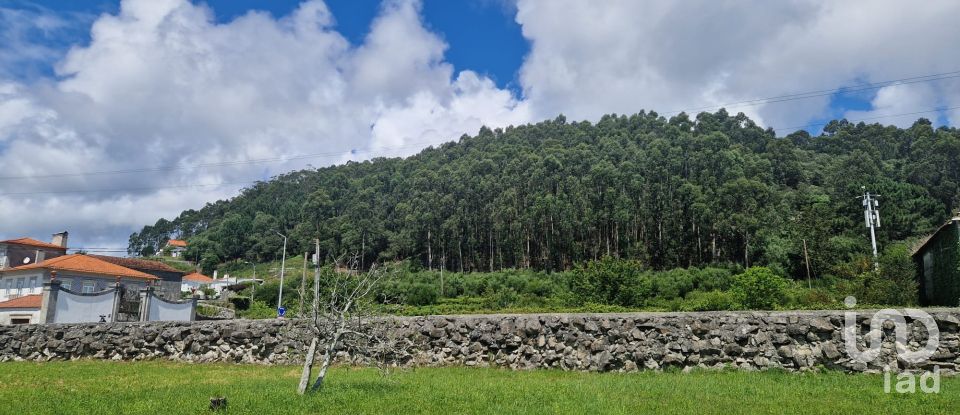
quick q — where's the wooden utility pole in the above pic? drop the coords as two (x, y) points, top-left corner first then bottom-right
(298, 240), (321, 395)
(802, 238), (812, 289)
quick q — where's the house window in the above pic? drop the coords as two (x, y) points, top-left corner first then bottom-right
(82, 280), (95, 294)
(61, 280), (72, 291)
(29, 277), (38, 294)
(3, 279), (10, 297)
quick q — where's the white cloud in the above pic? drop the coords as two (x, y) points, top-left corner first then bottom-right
(0, 0), (528, 249)
(513, 0), (960, 129)
(2, 0), (960, 251)
(844, 83), (941, 128)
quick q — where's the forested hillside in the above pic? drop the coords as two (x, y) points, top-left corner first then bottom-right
(129, 110), (960, 280)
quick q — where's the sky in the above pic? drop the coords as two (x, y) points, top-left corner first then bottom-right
(1, 0), (959, 253)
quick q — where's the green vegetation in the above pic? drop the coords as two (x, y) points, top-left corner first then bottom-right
(731, 267), (789, 310)
(0, 361), (955, 414)
(227, 248), (918, 317)
(128, 111), (958, 282)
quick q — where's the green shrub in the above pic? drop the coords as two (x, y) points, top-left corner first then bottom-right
(786, 286), (837, 309)
(229, 297), (251, 310)
(731, 267), (789, 310)
(680, 290), (738, 311)
(196, 305), (220, 317)
(877, 243), (919, 306)
(691, 267), (737, 291)
(238, 300), (277, 319)
(652, 268), (695, 299)
(569, 256), (647, 306)
(404, 283), (440, 306)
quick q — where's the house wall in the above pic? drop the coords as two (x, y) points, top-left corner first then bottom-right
(0, 245), (65, 270)
(0, 271), (45, 302)
(0, 308), (40, 325)
(181, 280), (206, 293)
(915, 221), (960, 306)
(0, 271), (150, 303)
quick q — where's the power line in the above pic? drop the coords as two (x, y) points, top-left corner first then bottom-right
(772, 105), (960, 132)
(2, 105), (957, 198)
(0, 179), (256, 197)
(0, 140), (446, 181)
(2, 69), (957, 182)
(662, 69), (960, 115)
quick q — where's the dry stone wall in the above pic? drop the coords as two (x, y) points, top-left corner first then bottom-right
(2, 310), (959, 374)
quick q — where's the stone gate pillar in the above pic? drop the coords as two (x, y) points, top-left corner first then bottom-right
(39, 278), (62, 324)
(138, 286), (155, 322)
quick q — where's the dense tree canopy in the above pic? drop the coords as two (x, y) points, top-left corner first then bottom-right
(129, 110), (959, 280)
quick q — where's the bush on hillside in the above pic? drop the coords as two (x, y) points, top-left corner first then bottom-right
(731, 267), (789, 310)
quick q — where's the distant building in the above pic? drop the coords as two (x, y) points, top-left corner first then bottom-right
(89, 255), (185, 301)
(0, 232), (69, 269)
(912, 216), (960, 306)
(164, 239), (188, 258)
(181, 272), (215, 293)
(0, 294), (41, 325)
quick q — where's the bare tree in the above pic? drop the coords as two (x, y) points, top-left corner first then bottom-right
(297, 250), (398, 394)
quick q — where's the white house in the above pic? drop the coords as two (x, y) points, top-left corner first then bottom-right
(181, 272), (215, 293)
(0, 254), (159, 305)
(0, 294), (41, 324)
(164, 239), (187, 258)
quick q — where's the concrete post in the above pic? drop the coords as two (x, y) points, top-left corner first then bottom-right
(138, 286), (154, 322)
(110, 280), (122, 323)
(190, 294), (199, 321)
(39, 279), (62, 324)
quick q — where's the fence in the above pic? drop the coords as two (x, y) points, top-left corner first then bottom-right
(39, 281), (196, 323)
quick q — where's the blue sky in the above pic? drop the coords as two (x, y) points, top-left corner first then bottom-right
(6, 0), (952, 131)
(1, 0), (958, 249)
(4, 0), (528, 93)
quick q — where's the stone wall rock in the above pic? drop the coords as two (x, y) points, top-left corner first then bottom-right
(2, 310), (958, 374)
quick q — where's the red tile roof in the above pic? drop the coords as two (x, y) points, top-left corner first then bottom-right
(0, 294), (42, 309)
(167, 239), (187, 248)
(182, 272), (214, 284)
(0, 237), (67, 250)
(10, 254), (158, 280)
(89, 255), (185, 274)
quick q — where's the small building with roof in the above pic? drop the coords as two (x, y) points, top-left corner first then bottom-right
(164, 239), (188, 258)
(181, 272), (215, 294)
(912, 216), (960, 306)
(0, 232), (69, 269)
(0, 294), (41, 324)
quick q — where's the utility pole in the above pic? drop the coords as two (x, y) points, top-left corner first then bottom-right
(802, 238), (812, 289)
(860, 187), (881, 269)
(299, 251), (307, 317)
(275, 231), (288, 317)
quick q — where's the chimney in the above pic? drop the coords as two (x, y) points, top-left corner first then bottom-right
(51, 231), (69, 248)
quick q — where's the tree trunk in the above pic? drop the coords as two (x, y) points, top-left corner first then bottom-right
(297, 337), (318, 395)
(312, 332), (340, 392)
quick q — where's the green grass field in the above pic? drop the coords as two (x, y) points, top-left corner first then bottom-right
(0, 361), (954, 414)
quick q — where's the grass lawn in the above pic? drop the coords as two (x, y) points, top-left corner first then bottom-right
(0, 361), (955, 414)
